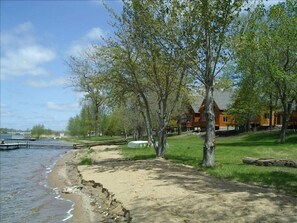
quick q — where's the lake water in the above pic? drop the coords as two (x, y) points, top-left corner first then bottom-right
(0, 140), (74, 223)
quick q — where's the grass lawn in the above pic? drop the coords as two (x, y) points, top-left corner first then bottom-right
(65, 135), (123, 144)
(121, 131), (297, 196)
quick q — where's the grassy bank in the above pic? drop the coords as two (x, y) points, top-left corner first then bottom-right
(121, 131), (297, 196)
(64, 135), (123, 144)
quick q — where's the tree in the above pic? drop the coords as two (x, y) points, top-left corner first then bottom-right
(31, 124), (46, 139)
(67, 115), (82, 137)
(106, 0), (188, 157)
(235, 0), (297, 143)
(68, 47), (110, 136)
(228, 72), (263, 131)
(111, 101), (146, 140)
(181, 1), (246, 166)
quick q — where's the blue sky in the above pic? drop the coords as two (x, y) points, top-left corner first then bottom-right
(1, 0), (122, 131)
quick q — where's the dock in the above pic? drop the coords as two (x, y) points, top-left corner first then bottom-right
(0, 143), (29, 150)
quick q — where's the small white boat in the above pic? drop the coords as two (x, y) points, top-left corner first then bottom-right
(128, 140), (148, 148)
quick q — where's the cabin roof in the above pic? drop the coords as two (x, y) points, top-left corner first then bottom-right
(191, 90), (233, 112)
(192, 97), (204, 113)
(213, 90), (233, 110)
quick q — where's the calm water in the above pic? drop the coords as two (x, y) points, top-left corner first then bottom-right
(0, 140), (74, 223)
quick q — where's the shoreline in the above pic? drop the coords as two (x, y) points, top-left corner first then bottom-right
(48, 151), (92, 223)
(49, 145), (297, 223)
(47, 147), (129, 223)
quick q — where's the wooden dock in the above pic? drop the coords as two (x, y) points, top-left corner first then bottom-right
(0, 143), (29, 150)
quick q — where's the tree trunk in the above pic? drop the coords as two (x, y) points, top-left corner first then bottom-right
(177, 115), (182, 135)
(269, 94), (273, 130)
(143, 98), (154, 146)
(93, 100), (100, 136)
(156, 98), (168, 158)
(280, 109), (288, 144)
(269, 106), (273, 130)
(138, 94), (154, 147)
(157, 127), (166, 158)
(279, 100), (293, 143)
(202, 86), (215, 167)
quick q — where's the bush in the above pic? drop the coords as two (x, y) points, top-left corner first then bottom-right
(79, 157), (93, 165)
(87, 147), (95, 154)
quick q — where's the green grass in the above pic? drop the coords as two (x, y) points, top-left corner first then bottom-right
(79, 156), (93, 165)
(64, 135), (125, 144)
(86, 147), (95, 154)
(121, 132), (297, 196)
(80, 135), (123, 141)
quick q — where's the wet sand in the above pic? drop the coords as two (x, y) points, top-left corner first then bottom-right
(49, 145), (297, 223)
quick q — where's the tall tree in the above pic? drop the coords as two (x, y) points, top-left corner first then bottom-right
(31, 124), (46, 139)
(106, 0), (188, 157)
(67, 116), (82, 136)
(228, 72), (263, 131)
(235, 0), (297, 143)
(68, 47), (109, 136)
(67, 104), (94, 137)
(181, 1), (246, 166)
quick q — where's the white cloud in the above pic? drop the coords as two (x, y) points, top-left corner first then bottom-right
(0, 22), (56, 80)
(84, 27), (106, 41)
(46, 101), (79, 111)
(67, 43), (86, 56)
(68, 27), (107, 56)
(26, 77), (68, 88)
(14, 21), (34, 33)
(1, 22), (35, 49)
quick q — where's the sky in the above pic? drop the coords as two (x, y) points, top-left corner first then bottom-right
(0, 0), (283, 132)
(1, 0), (122, 131)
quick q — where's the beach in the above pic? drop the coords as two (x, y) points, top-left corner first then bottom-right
(49, 145), (297, 223)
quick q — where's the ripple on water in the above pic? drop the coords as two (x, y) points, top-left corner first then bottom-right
(0, 143), (73, 223)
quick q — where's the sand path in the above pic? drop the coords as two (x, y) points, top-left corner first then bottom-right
(77, 146), (297, 223)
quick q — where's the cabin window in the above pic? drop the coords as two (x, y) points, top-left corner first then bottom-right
(223, 116), (228, 123)
(264, 113), (270, 119)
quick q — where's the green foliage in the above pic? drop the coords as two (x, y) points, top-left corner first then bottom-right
(233, 0), (297, 141)
(31, 124), (46, 139)
(87, 147), (95, 154)
(121, 132), (297, 195)
(67, 115), (82, 136)
(67, 104), (98, 137)
(106, 0), (194, 157)
(67, 46), (111, 137)
(79, 157), (93, 165)
(79, 147), (95, 165)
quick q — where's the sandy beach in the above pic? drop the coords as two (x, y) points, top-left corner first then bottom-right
(49, 145), (297, 223)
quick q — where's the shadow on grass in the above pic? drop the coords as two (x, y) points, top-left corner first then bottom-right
(130, 154), (156, 160)
(165, 154), (201, 167)
(242, 131), (279, 141)
(284, 134), (297, 144)
(242, 131), (297, 143)
(218, 132), (297, 147)
(217, 141), (278, 147)
(233, 170), (297, 196)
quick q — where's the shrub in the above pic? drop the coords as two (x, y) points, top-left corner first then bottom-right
(79, 157), (93, 165)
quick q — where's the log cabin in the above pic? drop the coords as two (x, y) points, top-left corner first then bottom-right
(180, 91), (297, 131)
(181, 90), (235, 131)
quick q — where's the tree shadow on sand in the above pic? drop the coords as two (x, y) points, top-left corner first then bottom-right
(88, 157), (297, 222)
